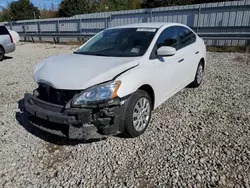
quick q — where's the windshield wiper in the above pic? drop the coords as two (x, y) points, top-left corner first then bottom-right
(74, 51), (109, 56)
(92, 53), (109, 56)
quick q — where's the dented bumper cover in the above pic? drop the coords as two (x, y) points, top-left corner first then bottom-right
(24, 93), (127, 140)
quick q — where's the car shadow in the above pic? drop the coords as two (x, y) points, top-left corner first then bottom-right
(4, 56), (13, 60)
(16, 98), (105, 146)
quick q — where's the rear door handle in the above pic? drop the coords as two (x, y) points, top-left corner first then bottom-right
(178, 58), (184, 63)
(195, 51), (199, 54)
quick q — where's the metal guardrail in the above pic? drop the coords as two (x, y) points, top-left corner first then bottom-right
(19, 32), (250, 52)
(19, 33), (96, 43)
(198, 33), (250, 40)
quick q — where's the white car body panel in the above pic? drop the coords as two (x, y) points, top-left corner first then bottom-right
(34, 53), (140, 90)
(33, 22), (206, 110)
(115, 23), (206, 109)
(3, 42), (15, 53)
(0, 27), (17, 54)
(0, 34), (15, 53)
(8, 30), (20, 43)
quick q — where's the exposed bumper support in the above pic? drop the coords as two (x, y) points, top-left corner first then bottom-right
(24, 93), (127, 140)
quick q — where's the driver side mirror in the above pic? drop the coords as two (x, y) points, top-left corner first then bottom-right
(157, 46), (176, 56)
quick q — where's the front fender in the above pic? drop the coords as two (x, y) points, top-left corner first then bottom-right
(115, 65), (157, 103)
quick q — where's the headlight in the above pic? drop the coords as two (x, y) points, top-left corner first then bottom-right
(72, 81), (121, 107)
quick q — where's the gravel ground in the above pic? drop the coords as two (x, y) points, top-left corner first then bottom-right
(0, 42), (249, 188)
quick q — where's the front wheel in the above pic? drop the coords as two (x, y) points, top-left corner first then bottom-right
(123, 90), (152, 138)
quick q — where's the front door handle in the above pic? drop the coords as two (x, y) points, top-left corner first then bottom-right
(195, 51), (199, 54)
(178, 58), (184, 63)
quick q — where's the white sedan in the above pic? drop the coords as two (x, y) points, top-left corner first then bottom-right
(24, 22), (206, 140)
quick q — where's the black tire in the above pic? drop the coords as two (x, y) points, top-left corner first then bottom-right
(0, 47), (4, 61)
(123, 90), (152, 138)
(188, 61), (204, 88)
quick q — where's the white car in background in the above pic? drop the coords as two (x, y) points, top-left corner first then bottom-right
(24, 22), (206, 140)
(0, 25), (18, 61)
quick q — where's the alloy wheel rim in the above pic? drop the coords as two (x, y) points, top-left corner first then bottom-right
(133, 97), (151, 132)
(196, 65), (203, 84)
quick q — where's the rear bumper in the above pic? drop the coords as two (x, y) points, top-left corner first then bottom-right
(24, 93), (127, 140)
(4, 43), (15, 54)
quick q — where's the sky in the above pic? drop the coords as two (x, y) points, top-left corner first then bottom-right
(0, 0), (62, 9)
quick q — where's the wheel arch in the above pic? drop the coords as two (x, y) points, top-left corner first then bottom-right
(200, 57), (205, 70)
(0, 44), (5, 53)
(138, 84), (155, 109)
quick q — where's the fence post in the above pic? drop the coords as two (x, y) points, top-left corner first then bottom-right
(56, 20), (60, 44)
(78, 19), (82, 43)
(109, 14), (112, 28)
(196, 5), (201, 33)
(78, 19), (81, 32)
(10, 22), (13, 30)
(150, 9), (153, 22)
(105, 17), (108, 29)
(37, 21), (41, 41)
(23, 22), (27, 42)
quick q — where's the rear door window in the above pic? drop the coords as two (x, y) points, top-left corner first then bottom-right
(177, 26), (196, 50)
(0, 26), (9, 35)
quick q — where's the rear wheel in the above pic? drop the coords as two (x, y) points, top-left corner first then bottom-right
(189, 61), (204, 88)
(0, 47), (4, 61)
(123, 90), (152, 138)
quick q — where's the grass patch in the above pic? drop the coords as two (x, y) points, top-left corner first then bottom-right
(20, 39), (85, 46)
(63, 40), (84, 46)
(233, 54), (245, 62)
(207, 46), (247, 53)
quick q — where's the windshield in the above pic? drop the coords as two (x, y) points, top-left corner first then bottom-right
(75, 28), (157, 57)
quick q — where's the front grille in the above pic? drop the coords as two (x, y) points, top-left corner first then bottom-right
(37, 84), (80, 105)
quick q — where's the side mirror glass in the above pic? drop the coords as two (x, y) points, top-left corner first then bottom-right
(157, 46), (176, 56)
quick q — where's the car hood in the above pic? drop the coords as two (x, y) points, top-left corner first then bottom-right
(33, 53), (140, 90)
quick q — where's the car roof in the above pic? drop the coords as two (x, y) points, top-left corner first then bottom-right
(109, 22), (184, 29)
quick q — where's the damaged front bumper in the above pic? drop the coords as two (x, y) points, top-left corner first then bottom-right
(24, 93), (128, 140)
